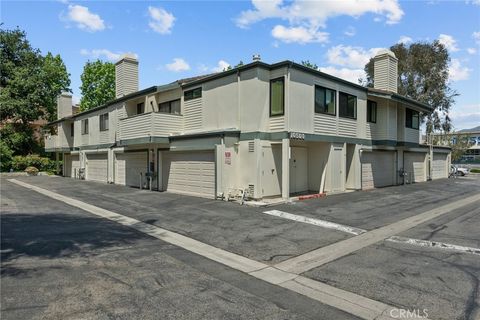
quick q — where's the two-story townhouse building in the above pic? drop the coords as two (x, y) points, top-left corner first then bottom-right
(45, 51), (451, 200)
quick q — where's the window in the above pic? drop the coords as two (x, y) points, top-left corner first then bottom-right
(315, 86), (336, 115)
(405, 108), (419, 129)
(100, 113), (109, 131)
(367, 100), (377, 123)
(136, 102), (145, 115)
(81, 119), (89, 135)
(70, 123), (74, 137)
(339, 92), (357, 119)
(159, 99), (181, 114)
(270, 77), (284, 116)
(184, 88), (202, 101)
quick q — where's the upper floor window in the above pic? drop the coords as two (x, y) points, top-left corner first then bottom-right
(159, 99), (181, 115)
(315, 85), (336, 115)
(99, 113), (109, 131)
(184, 88), (202, 101)
(270, 77), (284, 117)
(339, 92), (357, 119)
(367, 100), (377, 123)
(405, 108), (419, 130)
(136, 102), (145, 115)
(81, 119), (89, 135)
(70, 123), (74, 137)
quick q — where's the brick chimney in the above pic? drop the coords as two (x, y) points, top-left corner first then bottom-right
(115, 54), (139, 98)
(373, 49), (398, 93)
(57, 92), (73, 119)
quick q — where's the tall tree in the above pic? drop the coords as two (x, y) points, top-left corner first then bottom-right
(79, 60), (115, 111)
(364, 41), (457, 133)
(0, 27), (70, 155)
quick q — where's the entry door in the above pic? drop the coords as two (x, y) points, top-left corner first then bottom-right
(290, 147), (308, 194)
(331, 145), (343, 192)
(261, 145), (282, 197)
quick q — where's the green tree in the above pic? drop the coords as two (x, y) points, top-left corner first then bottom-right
(301, 60), (319, 70)
(79, 60), (115, 111)
(364, 41), (457, 134)
(0, 27), (70, 156)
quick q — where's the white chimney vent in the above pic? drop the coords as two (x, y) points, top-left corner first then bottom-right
(115, 54), (139, 98)
(373, 49), (398, 93)
(252, 54), (261, 62)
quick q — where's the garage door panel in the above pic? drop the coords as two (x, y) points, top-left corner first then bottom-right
(362, 151), (395, 189)
(432, 153), (448, 180)
(115, 152), (148, 187)
(404, 152), (426, 183)
(86, 153), (108, 183)
(163, 152), (215, 199)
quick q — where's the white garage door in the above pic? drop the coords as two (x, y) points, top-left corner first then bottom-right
(163, 151), (215, 199)
(86, 153), (108, 183)
(115, 151), (148, 187)
(404, 152), (426, 183)
(432, 153), (448, 180)
(362, 151), (395, 189)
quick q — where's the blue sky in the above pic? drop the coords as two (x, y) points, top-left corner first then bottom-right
(2, 0), (479, 130)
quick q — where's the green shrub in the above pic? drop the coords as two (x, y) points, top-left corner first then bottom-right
(11, 154), (57, 172)
(25, 166), (39, 175)
(470, 168), (480, 173)
(0, 140), (14, 172)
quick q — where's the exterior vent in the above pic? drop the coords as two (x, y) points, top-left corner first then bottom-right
(248, 184), (255, 197)
(248, 141), (255, 152)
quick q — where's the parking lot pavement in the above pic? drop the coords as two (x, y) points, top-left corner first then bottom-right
(8, 176), (353, 264)
(303, 238), (480, 320)
(397, 201), (480, 249)
(274, 176), (480, 231)
(1, 178), (358, 320)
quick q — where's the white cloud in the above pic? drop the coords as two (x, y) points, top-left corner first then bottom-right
(438, 34), (459, 52)
(165, 58), (190, 72)
(450, 104), (480, 130)
(467, 48), (477, 54)
(319, 66), (365, 84)
(326, 45), (383, 69)
(271, 25), (329, 44)
(449, 59), (471, 81)
(66, 4), (105, 32)
(398, 35), (412, 44)
(148, 6), (175, 34)
(80, 49), (138, 61)
(473, 31), (480, 45)
(344, 26), (356, 37)
(212, 60), (231, 72)
(235, 0), (403, 44)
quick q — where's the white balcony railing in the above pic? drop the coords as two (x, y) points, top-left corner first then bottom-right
(118, 112), (184, 141)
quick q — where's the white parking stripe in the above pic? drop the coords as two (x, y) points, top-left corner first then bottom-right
(387, 236), (480, 255)
(263, 209), (366, 235)
(9, 179), (406, 320)
(263, 208), (480, 256)
(275, 193), (480, 274)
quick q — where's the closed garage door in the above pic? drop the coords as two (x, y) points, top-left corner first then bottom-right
(362, 151), (395, 189)
(163, 151), (215, 198)
(432, 153), (448, 180)
(115, 151), (148, 187)
(404, 152), (426, 183)
(86, 153), (108, 183)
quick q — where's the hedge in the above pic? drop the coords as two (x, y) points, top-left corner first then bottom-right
(11, 154), (57, 172)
